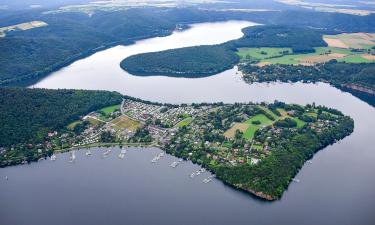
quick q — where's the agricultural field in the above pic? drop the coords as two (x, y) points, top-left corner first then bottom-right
(110, 115), (140, 131)
(0, 21), (48, 38)
(237, 48), (292, 60)
(323, 33), (375, 50)
(240, 46), (375, 66)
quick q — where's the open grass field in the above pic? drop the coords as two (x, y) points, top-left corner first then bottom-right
(237, 47), (292, 60)
(99, 104), (120, 115)
(243, 114), (274, 140)
(243, 46), (375, 65)
(224, 123), (250, 139)
(177, 117), (193, 128)
(111, 115), (140, 131)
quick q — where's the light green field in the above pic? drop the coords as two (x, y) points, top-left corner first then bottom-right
(99, 104), (120, 115)
(243, 114), (274, 140)
(239, 46), (374, 65)
(237, 47), (292, 60)
(177, 117), (193, 128)
(338, 54), (374, 63)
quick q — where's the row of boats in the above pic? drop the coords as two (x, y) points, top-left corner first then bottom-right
(50, 149), (127, 162)
(150, 153), (215, 184)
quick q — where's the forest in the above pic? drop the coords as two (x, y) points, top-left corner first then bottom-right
(0, 88), (122, 148)
(1, 8), (375, 85)
(121, 45), (239, 77)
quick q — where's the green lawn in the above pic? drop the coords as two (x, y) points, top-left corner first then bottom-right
(99, 104), (120, 115)
(243, 114), (274, 140)
(293, 118), (306, 128)
(177, 117), (193, 128)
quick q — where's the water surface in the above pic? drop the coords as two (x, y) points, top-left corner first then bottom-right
(2, 20), (374, 225)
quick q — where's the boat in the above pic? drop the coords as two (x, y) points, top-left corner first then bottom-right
(50, 154), (57, 161)
(69, 151), (76, 163)
(120, 149), (127, 154)
(292, 178), (300, 183)
(170, 161), (180, 168)
(203, 178), (211, 183)
(190, 172), (196, 178)
(5, 176), (8, 180)
(118, 153), (125, 159)
(103, 149), (111, 157)
(85, 150), (92, 156)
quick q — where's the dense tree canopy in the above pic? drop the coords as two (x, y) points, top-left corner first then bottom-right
(0, 88), (122, 147)
(121, 45), (239, 77)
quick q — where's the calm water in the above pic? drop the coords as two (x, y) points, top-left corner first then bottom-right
(1, 21), (374, 225)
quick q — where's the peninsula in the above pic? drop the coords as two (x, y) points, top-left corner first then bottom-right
(0, 88), (354, 200)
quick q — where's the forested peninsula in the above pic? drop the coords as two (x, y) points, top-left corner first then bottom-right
(120, 25), (327, 77)
(121, 45), (239, 77)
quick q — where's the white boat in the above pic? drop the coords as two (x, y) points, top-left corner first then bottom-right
(69, 151), (76, 163)
(120, 149), (127, 154)
(292, 178), (300, 183)
(103, 149), (111, 157)
(203, 178), (211, 183)
(170, 161), (180, 168)
(118, 153), (125, 159)
(5, 176), (8, 180)
(190, 172), (196, 178)
(50, 154), (57, 161)
(85, 150), (92, 156)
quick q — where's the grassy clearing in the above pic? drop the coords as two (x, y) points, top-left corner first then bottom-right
(111, 115), (140, 131)
(99, 104), (120, 115)
(338, 54), (375, 63)
(224, 123), (250, 139)
(177, 117), (193, 128)
(67, 120), (83, 130)
(243, 114), (273, 140)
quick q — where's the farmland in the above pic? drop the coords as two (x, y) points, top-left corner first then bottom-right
(0, 21), (48, 38)
(239, 46), (375, 65)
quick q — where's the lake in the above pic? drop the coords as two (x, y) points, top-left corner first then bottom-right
(1, 21), (374, 225)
